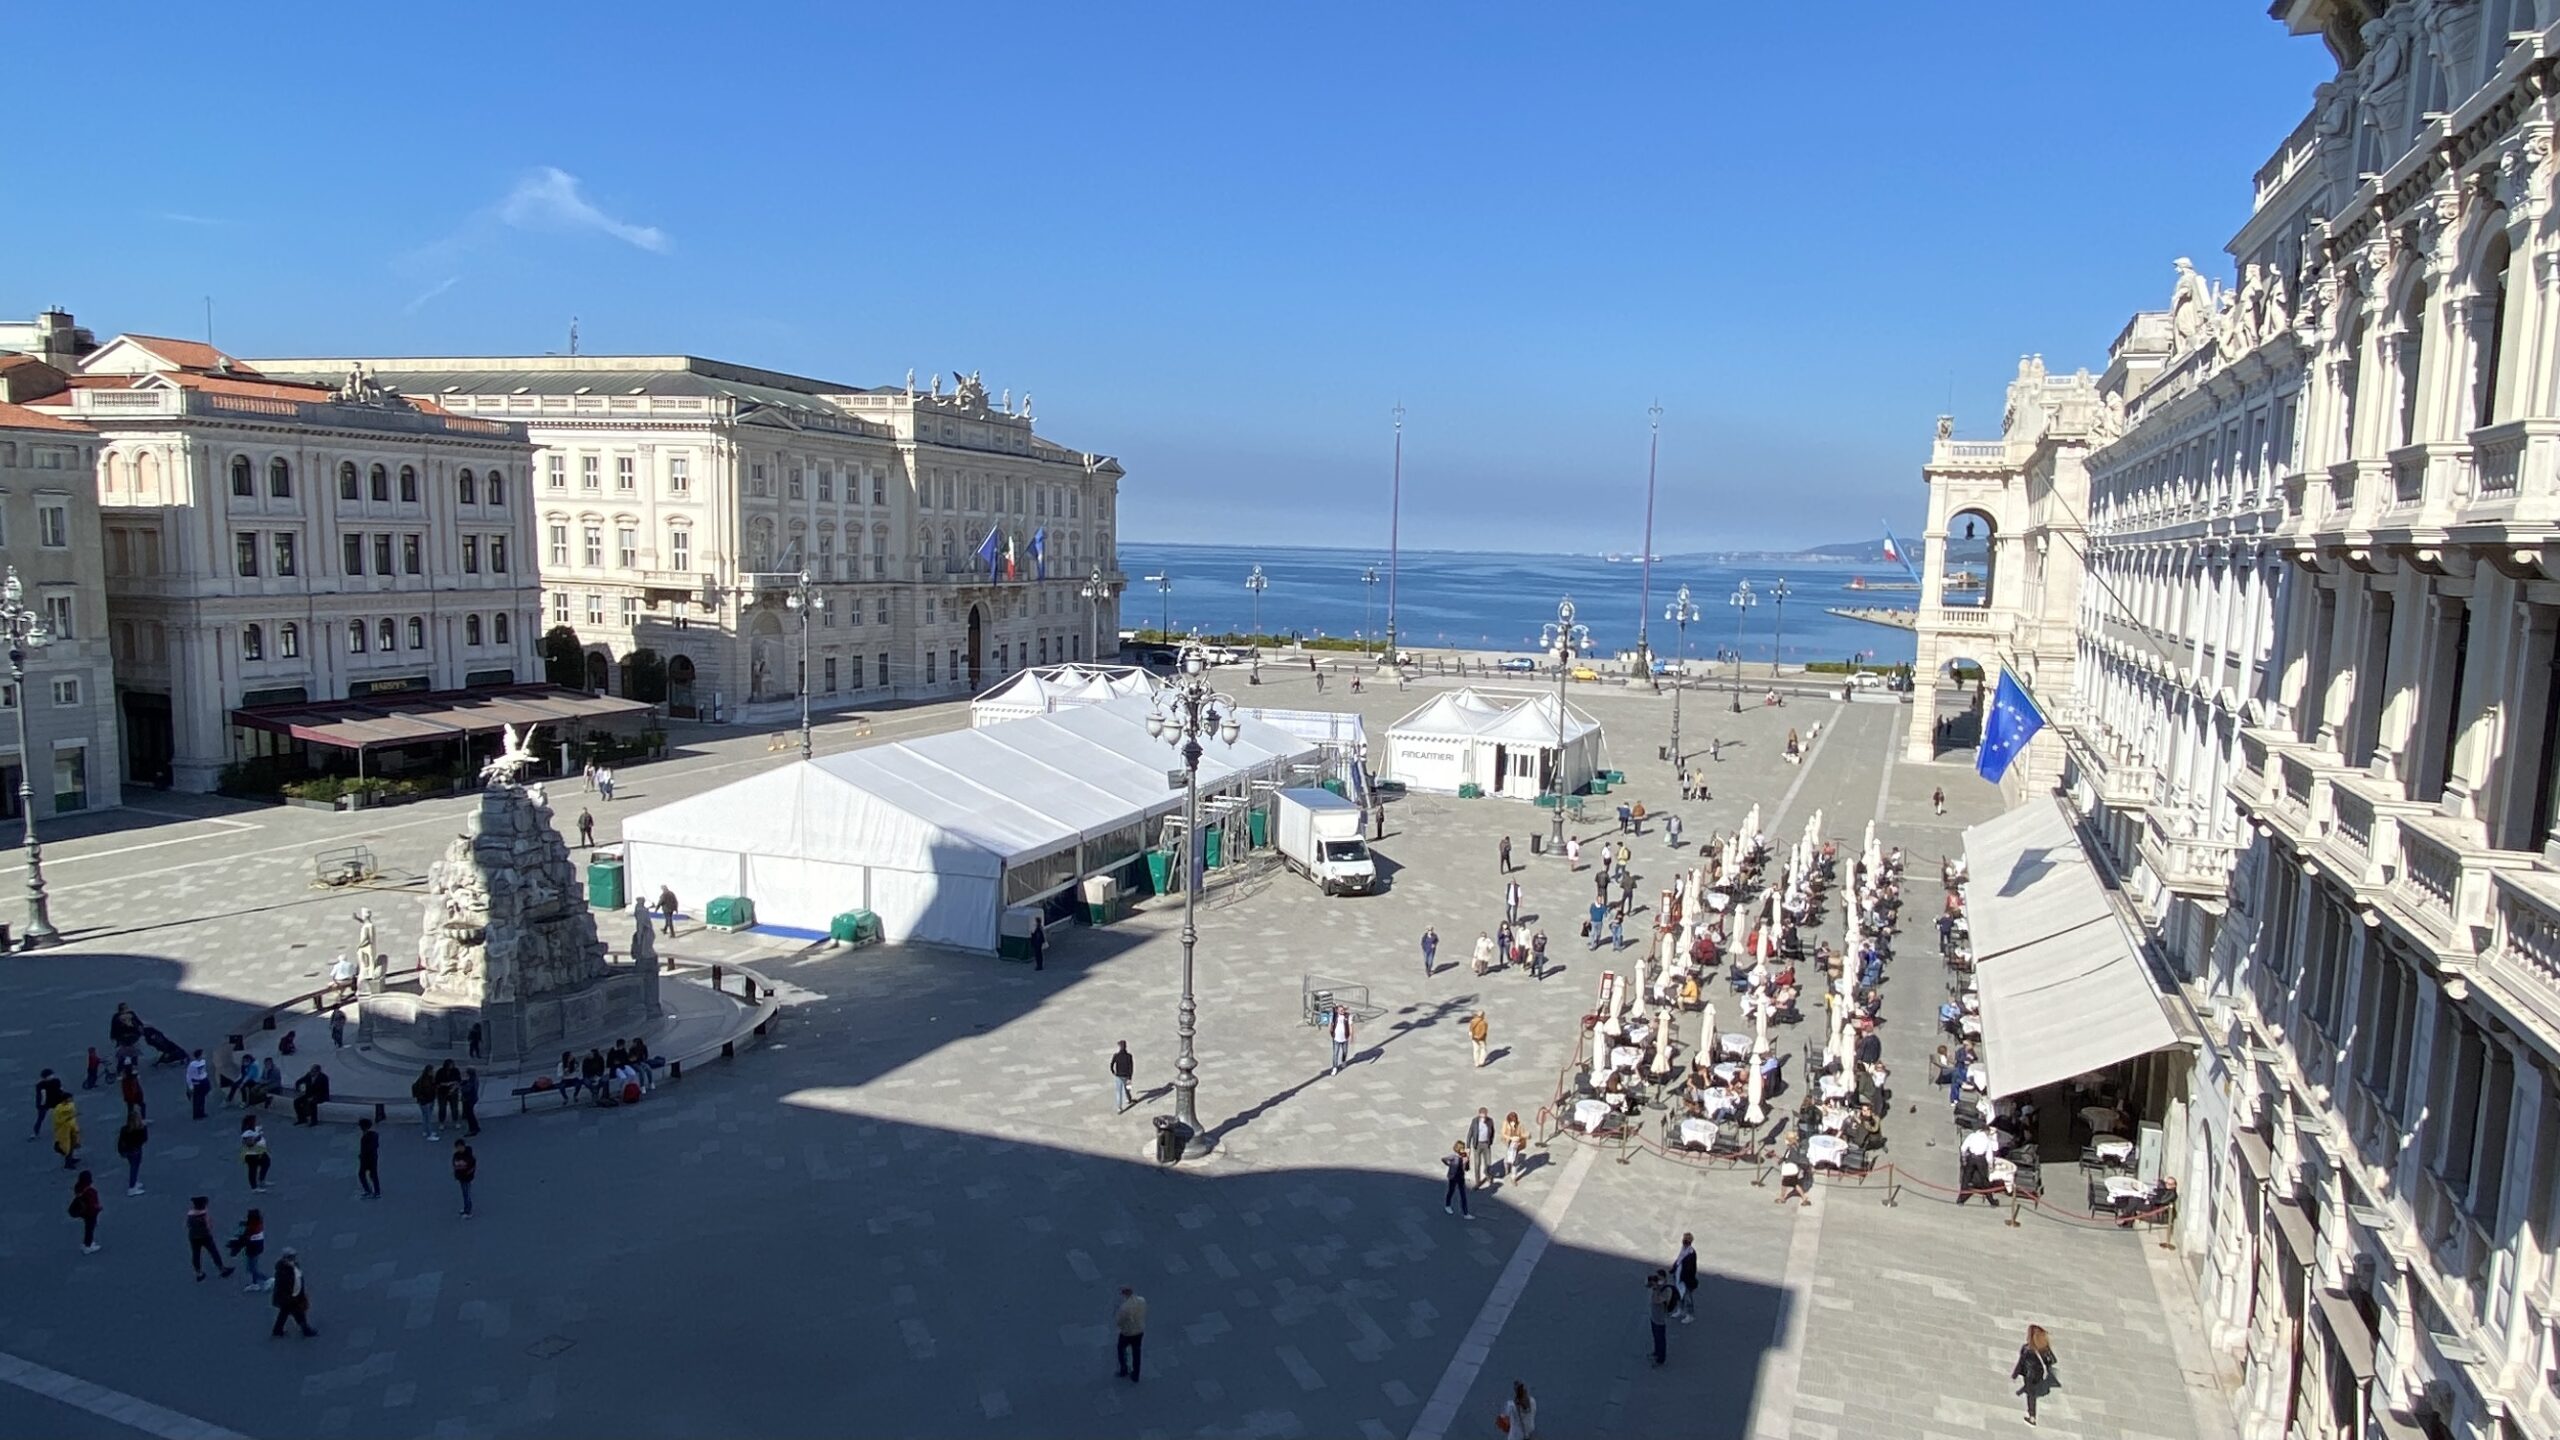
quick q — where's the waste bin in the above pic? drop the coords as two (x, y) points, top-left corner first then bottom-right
(1144, 850), (1173, 895)
(705, 895), (755, 931)
(586, 856), (625, 911)
(1204, 828), (1225, 869)
(1153, 1115), (1193, 1164)
(1320, 777), (1347, 798)
(1247, 810), (1268, 848)
(830, 910), (879, 946)
(1529, 832), (1543, 855)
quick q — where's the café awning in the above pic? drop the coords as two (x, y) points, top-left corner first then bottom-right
(231, 684), (650, 753)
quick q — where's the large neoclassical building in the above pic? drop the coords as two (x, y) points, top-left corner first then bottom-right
(252, 355), (1126, 721)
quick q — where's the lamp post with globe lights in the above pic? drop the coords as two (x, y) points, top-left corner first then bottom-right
(780, 570), (825, 761)
(1245, 565), (1269, 677)
(1768, 576), (1792, 681)
(1727, 580), (1757, 712)
(1539, 597), (1593, 857)
(1080, 567), (1115, 661)
(1145, 640), (1241, 1135)
(1664, 584), (1702, 764)
(0, 569), (59, 948)
(1360, 566), (1381, 661)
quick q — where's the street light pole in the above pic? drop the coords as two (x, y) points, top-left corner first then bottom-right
(1387, 403), (1403, 661)
(1664, 584), (1701, 764)
(782, 569), (823, 761)
(0, 569), (58, 949)
(1360, 566), (1380, 660)
(1145, 572), (1172, 641)
(1245, 565), (1268, 678)
(1539, 597), (1592, 857)
(1769, 576), (1791, 681)
(1637, 400), (1661, 681)
(1146, 641), (1240, 1137)
(1081, 567), (1112, 662)
(1727, 580), (1756, 713)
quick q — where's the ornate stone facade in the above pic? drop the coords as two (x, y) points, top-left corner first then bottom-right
(418, 785), (605, 1006)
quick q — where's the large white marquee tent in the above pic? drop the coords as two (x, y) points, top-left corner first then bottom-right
(620, 699), (1323, 952)
(1380, 687), (1605, 799)
(969, 664), (1162, 727)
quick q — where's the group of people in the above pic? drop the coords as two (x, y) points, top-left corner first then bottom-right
(552, 1040), (657, 1106)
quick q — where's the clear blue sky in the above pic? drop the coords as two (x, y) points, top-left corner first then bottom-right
(5, 3), (2332, 553)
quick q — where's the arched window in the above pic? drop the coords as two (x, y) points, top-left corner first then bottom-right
(2475, 232), (2512, 430)
(338, 462), (359, 501)
(485, 470), (505, 508)
(458, 469), (478, 506)
(941, 528), (956, 570)
(347, 619), (368, 654)
(466, 614), (484, 647)
(407, 616), (425, 650)
(279, 622), (300, 659)
(370, 463), (389, 502)
(493, 612), (511, 645)
(242, 623), (264, 661)
(377, 618), (397, 653)
(2395, 282), (2428, 448)
(269, 458), (292, 498)
(103, 453), (125, 494)
(398, 465), (418, 503)
(230, 456), (254, 498)
(136, 451), (160, 495)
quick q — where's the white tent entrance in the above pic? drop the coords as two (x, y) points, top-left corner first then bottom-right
(1380, 688), (1605, 800)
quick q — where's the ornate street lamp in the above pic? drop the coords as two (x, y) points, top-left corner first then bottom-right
(0, 569), (58, 948)
(1081, 567), (1115, 662)
(1146, 640), (1241, 1135)
(1360, 566), (1381, 660)
(1664, 584), (1702, 764)
(1539, 597), (1593, 857)
(1245, 565), (1269, 677)
(781, 570), (824, 761)
(1728, 580), (1757, 713)
(1146, 572), (1172, 641)
(1769, 576), (1792, 681)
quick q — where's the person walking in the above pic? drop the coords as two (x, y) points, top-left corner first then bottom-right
(239, 1115), (270, 1192)
(1112, 1286), (1146, 1382)
(119, 1065), (146, 1122)
(2011, 1324), (2058, 1426)
(1442, 1140), (1473, 1218)
(231, 1208), (268, 1290)
(577, 808), (596, 848)
(1932, 786), (1946, 817)
(411, 1067), (440, 1141)
(582, 760), (596, 793)
(68, 1169), (102, 1253)
(656, 886), (679, 937)
(434, 1061), (462, 1131)
(184, 1051), (211, 1119)
(460, 1069), (482, 1136)
(1329, 1006), (1354, 1075)
(355, 1117), (382, 1199)
(596, 766), (616, 802)
(1498, 1380), (1538, 1438)
(1468, 1012), (1490, 1070)
(1467, 1107), (1496, 1187)
(1500, 1111), (1530, 1179)
(186, 1196), (234, 1281)
(1419, 926), (1439, 978)
(451, 1139), (477, 1217)
(1029, 916), (1048, 972)
(1504, 879), (1522, 930)
(1564, 834), (1582, 871)
(1646, 1270), (1673, 1366)
(329, 1007), (346, 1050)
(1673, 1233), (1699, 1322)
(1108, 1042), (1134, 1114)
(1471, 931), (1495, 977)
(50, 1093), (81, 1169)
(1498, 835), (1512, 874)
(30, 1066), (66, 1142)
(116, 1111), (148, 1196)
(1528, 929), (1548, 980)
(270, 1250), (317, 1338)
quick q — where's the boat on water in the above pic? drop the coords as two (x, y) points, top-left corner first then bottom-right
(1844, 576), (1920, 592)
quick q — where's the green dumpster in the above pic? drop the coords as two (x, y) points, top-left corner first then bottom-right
(1248, 810), (1268, 847)
(585, 856), (625, 911)
(705, 895), (756, 931)
(1458, 782), (1484, 799)
(1320, 777), (1347, 798)
(1144, 850), (1173, 895)
(1591, 779), (1612, 795)
(1204, 829), (1225, 869)
(830, 910), (879, 946)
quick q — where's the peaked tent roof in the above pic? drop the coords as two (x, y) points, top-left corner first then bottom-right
(1390, 687), (1598, 746)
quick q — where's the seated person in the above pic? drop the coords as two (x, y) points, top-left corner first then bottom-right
(290, 1065), (332, 1126)
(1601, 1071), (1637, 1114)
(2109, 1174), (2179, 1226)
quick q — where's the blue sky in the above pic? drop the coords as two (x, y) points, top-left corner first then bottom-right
(5, 4), (2332, 553)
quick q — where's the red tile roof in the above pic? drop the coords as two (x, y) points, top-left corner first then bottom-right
(117, 334), (251, 373)
(157, 372), (331, 404)
(0, 402), (92, 434)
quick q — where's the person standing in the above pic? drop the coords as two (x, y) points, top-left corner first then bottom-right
(1468, 1012), (1490, 1070)
(1608, 908), (1625, 952)
(1330, 1006), (1354, 1075)
(355, 1118), (381, 1199)
(1029, 916), (1048, 972)
(1419, 926), (1439, 978)
(239, 1115), (270, 1192)
(50, 1093), (81, 1169)
(461, 1069), (482, 1136)
(1504, 879), (1522, 930)
(184, 1051), (210, 1119)
(68, 1169), (102, 1253)
(186, 1196), (234, 1281)
(116, 1111), (148, 1196)
(1673, 1233), (1699, 1323)
(1498, 1380), (1537, 1438)
(270, 1250), (317, 1337)
(1467, 1107), (1495, 1187)
(30, 1066), (66, 1141)
(119, 1065), (146, 1122)
(577, 808), (596, 848)
(411, 1066), (440, 1140)
(434, 1061), (462, 1131)
(1646, 1271), (1673, 1366)
(1442, 1141), (1473, 1218)
(1564, 835), (1581, 871)
(1500, 1111), (1530, 1179)
(1528, 929), (1548, 980)
(1497, 835), (1512, 874)
(467, 1023), (484, 1061)
(1108, 1042), (1134, 1114)
(451, 1139), (477, 1217)
(1586, 898), (1607, 951)
(2011, 1325), (2058, 1426)
(582, 760), (596, 793)
(1932, 786), (1946, 816)
(232, 1208), (268, 1290)
(1958, 1125), (1997, 1205)
(1112, 1286), (1146, 1382)
(656, 886), (679, 938)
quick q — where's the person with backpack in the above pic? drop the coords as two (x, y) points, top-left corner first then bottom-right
(67, 1169), (102, 1254)
(269, 1249), (317, 1337)
(2011, 1324), (2058, 1425)
(186, 1196), (234, 1281)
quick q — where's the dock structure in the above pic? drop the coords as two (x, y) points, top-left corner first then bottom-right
(1827, 605), (1916, 631)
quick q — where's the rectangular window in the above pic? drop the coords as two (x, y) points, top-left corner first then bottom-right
(373, 534), (393, 577)
(280, 623), (300, 658)
(42, 595), (72, 639)
(231, 463), (254, 499)
(670, 530), (691, 572)
(490, 538), (508, 574)
(620, 595), (639, 626)
(339, 467), (359, 501)
(824, 656), (837, 693)
(548, 455), (566, 490)
(585, 592), (604, 625)
(581, 455), (600, 491)
(751, 463), (770, 497)
(52, 745), (85, 814)
(461, 536), (480, 574)
(927, 652), (936, 683)
(876, 653), (889, 688)
(549, 524), (569, 566)
(788, 467), (804, 500)
(370, 468), (389, 502)
(876, 596), (889, 624)
(236, 533), (260, 577)
(51, 677), (78, 707)
(616, 456), (635, 492)
(873, 474), (886, 505)
(552, 591), (569, 623)
(618, 527), (637, 568)
(342, 533), (363, 576)
(818, 469), (834, 502)
(400, 468), (419, 503)
(403, 534), (422, 575)
(271, 533), (295, 577)
(669, 456), (691, 495)
(583, 526), (603, 567)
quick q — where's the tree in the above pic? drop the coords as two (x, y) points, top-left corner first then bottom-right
(542, 626), (584, 689)
(620, 648), (668, 704)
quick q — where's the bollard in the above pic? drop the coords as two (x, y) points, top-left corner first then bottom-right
(669, 1059), (682, 1082)
(720, 1041), (735, 1060)
(711, 964), (724, 994)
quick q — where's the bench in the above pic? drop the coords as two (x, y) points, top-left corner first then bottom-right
(513, 1058), (669, 1112)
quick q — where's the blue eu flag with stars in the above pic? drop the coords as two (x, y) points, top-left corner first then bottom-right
(1976, 669), (2047, 784)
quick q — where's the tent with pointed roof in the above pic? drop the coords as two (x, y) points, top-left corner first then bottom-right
(1381, 687), (1605, 800)
(970, 663), (1163, 727)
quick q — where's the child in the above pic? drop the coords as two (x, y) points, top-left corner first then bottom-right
(83, 1047), (104, 1090)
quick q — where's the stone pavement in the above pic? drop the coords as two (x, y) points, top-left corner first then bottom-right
(0, 665), (2231, 1438)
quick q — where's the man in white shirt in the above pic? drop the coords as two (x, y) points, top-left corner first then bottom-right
(184, 1050), (211, 1119)
(1330, 1007), (1354, 1075)
(1958, 1126), (1999, 1204)
(1504, 880), (1522, 929)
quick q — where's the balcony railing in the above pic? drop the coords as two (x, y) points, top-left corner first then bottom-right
(2274, 751), (2318, 829)
(2387, 445), (2429, 515)
(1925, 607), (1999, 633)
(2140, 808), (2242, 898)
(2489, 868), (2560, 1030)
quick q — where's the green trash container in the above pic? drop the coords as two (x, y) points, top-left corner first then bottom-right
(1591, 778), (1611, 795)
(1204, 828), (1225, 869)
(1248, 810), (1268, 848)
(705, 895), (756, 931)
(1321, 777), (1347, 798)
(586, 856), (625, 911)
(1144, 850), (1173, 895)
(830, 910), (878, 946)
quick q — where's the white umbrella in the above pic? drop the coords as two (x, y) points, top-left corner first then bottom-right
(1745, 991), (1771, 1124)
(1632, 946), (1650, 1018)
(1649, 1003), (1674, 1077)
(1589, 1014), (1610, 1090)
(1744, 803), (1762, 843)
(1607, 968), (1629, 1026)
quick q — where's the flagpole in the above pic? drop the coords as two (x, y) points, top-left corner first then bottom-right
(1388, 403), (1403, 662)
(1637, 402), (1661, 676)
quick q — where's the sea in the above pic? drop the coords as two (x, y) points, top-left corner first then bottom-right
(1115, 542), (1918, 667)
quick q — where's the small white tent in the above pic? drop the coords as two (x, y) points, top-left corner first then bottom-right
(1381, 687), (1605, 799)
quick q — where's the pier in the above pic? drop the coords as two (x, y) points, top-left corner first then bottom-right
(1827, 605), (1916, 631)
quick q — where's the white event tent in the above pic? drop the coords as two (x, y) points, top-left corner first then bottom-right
(1381, 687), (1605, 799)
(969, 664), (1162, 727)
(620, 698), (1322, 952)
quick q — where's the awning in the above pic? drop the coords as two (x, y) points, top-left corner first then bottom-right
(2313, 1291), (2378, 1381)
(1963, 802), (2115, 958)
(231, 685), (650, 753)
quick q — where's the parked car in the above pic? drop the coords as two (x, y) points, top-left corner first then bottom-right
(1569, 664), (1601, 682)
(1650, 658), (1686, 676)
(1497, 656), (1537, 673)
(1850, 671), (1886, 690)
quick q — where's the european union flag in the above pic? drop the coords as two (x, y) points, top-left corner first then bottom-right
(1030, 527), (1047, 579)
(1976, 668), (2047, 784)
(975, 525), (1001, 578)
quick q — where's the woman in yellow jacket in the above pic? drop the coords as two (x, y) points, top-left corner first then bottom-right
(49, 1094), (80, 1169)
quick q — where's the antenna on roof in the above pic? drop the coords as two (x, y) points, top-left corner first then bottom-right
(568, 317), (579, 357)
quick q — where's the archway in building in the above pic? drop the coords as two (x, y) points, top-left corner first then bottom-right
(966, 604), (986, 690)
(1945, 509), (1997, 607)
(585, 649), (611, 694)
(668, 655), (698, 718)
(1931, 652), (1989, 752)
(746, 608), (786, 702)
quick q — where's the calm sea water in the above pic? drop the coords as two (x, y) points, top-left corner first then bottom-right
(1116, 542), (1918, 666)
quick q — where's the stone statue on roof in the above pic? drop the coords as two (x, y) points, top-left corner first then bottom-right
(954, 371), (988, 411)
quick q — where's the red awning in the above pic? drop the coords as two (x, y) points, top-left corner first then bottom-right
(231, 685), (650, 753)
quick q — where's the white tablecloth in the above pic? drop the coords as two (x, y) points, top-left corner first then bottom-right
(1806, 1134), (1850, 1169)
(2102, 1176), (2150, 1203)
(1718, 1032), (1751, 1058)
(2093, 1136), (2136, 1162)
(1572, 1099), (1612, 1133)
(1609, 1046), (1645, 1072)
(1711, 1062), (1745, 1083)
(1677, 1117), (1716, 1149)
